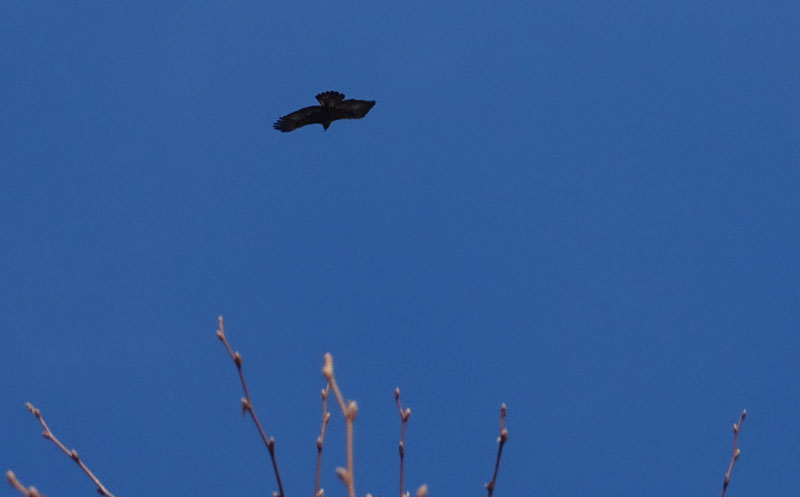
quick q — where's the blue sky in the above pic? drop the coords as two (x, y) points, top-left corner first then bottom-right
(2, 2), (798, 496)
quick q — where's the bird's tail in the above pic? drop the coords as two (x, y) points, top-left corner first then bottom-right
(316, 91), (345, 107)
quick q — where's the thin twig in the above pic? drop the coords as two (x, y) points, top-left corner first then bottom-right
(394, 387), (411, 497)
(314, 384), (332, 497)
(216, 315), (285, 497)
(322, 353), (358, 497)
(485, 403), (509, 497)
(23, 403), (115, 497)
(6, 471), (47, 497)
(720, 409), (747, 497)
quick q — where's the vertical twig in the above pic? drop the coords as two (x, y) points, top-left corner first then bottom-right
(216, 316), (286, 497)
(720, 409), (747, 497)
(314, 384), (332, 497)
(22, 403), (115, 497)
(322, 353), (358, 497)
(6, 471), (47, 497)
(485, 403), (509, 497)
(394, 387), (411, 497)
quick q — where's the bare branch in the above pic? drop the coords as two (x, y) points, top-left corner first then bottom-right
(216, 315), (285, 497)
(22, 403), (115, 497)
(395, 387), (411, 497)
(322, 353), (358, 497)
(6, 471), (47, 497)
(314, 384), (332, 497)
(720, 409), (747, 497)
(485, 403), (509, 497)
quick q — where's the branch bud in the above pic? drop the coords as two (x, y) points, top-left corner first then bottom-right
(322, 353), (334, 380)
(347, 400), (359, 420)
(335, 467), (350, 483)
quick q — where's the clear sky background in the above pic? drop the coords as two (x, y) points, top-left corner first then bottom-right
(2, 2), (798, 497)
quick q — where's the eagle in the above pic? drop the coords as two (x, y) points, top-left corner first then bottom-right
(273, 91), (376, 132)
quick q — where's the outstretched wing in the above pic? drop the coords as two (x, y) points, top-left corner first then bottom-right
(316, 91), (345, 107)
(330, 99), (376, 120)
(273, 105), (327, 132)
(274, 93), (375, 132)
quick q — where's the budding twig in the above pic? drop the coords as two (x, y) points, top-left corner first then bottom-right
(21, 403), (115, 497)
(322, 353), (358, 497)
(314, 384), (332, 497)
(6, 471), (47, 497)
(395, 387), (411, 497)
(216, 316), (285, 497)
(485, 403), (509, 497)
(720, 409), (747, 497)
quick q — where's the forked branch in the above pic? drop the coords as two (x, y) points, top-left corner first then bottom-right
(720, 409), (747, 497)
(216, 315), (285, 497)
(485, 403), (509, 497)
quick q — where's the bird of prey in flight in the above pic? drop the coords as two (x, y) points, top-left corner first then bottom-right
(274, 91), (376, 132)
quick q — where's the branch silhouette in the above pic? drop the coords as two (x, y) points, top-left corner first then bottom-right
(720, 409), (747, 497)
(216, 315), (286, 497)
(7, 471), (47, 497)
(395, 387), (411, 497)
(485, 403), (509, 497)
(6, 403), (116, 497)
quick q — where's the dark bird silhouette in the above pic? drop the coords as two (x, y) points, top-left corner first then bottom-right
(274, 91), (376, 132)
